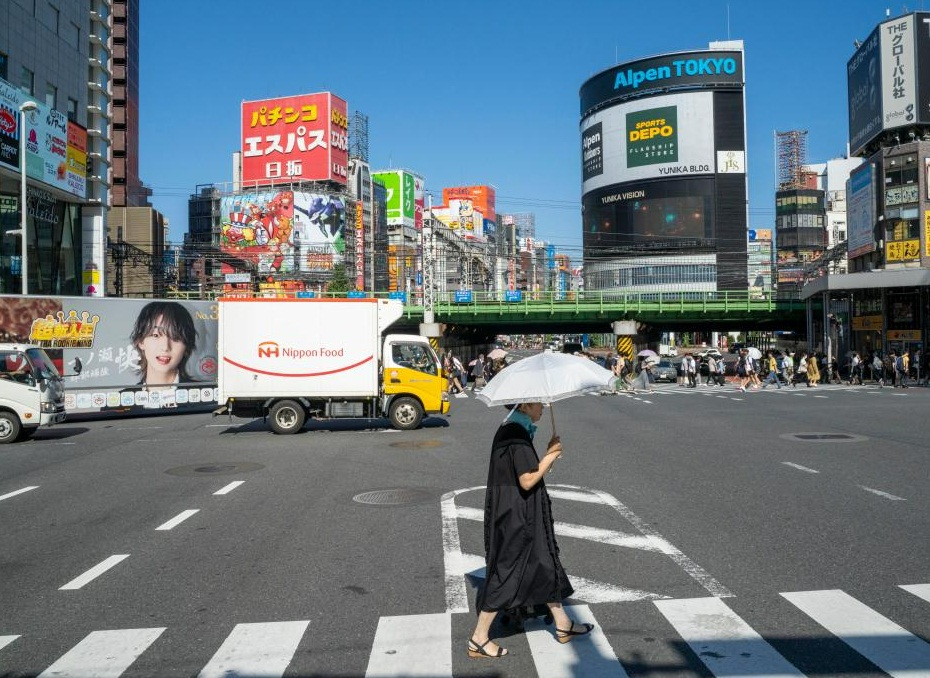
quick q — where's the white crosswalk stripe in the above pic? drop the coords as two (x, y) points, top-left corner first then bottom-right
(8, 583), (930, 676)
(654, 597), (804, 677)
(782, 589), (930, 677)
(37, 628), (166, 678)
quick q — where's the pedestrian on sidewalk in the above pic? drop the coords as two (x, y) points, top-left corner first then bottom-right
(468, 403), (593, 659)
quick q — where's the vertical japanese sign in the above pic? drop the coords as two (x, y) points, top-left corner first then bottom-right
(241, 92), (348, 185)
(355, 201), (364, 289)
(881, 14), (916, 131)
(372, 170), (418, 228)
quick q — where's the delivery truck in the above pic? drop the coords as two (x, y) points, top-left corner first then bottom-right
(216, 297), (450, 434)
(0, 343), (79, 444)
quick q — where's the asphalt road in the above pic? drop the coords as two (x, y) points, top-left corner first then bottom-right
(1, 378), (929, 677)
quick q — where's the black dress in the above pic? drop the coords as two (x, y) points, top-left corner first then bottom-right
(479, 421), (573, 612)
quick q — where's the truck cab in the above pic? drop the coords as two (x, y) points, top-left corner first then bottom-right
(382, 335), (450, 429)
(0, 344), (70, 444)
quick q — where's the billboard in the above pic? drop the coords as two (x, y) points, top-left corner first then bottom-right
(241, 92), (348, 185)
(220, 190), (346, 274)
(847, 12), (929, 155)
(581, 91), (717, 192)
(372, 170), (418, 227)
(580, 49), (744, 116)
(442, 185), (496, 221)
(0, 295), (218, 413)
(847, 163), (877, 258)
(0, 77), (87, 199)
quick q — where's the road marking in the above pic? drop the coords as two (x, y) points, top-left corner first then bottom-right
(155, 509), (200, 530)
(655, 597), (804, 676)
(214, 481), (245, 495)
(115, 426), (162, 430)
(813, 395), (828, 398)
(782, 589), (930, 675)
(859, 485), (906, 501)
(197, 620), (309, 678)
(37, 627), (164, 678)
(782, 462), (819, 474)
(900, 583), (930, 604)
(0, 486), (38, 502)
(60, 554), (129, 590)
(0, 635), (19, 651)
(365, 613), (451, 677)
(526, 604), (628, 677)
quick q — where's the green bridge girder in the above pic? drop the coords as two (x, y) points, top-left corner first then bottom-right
(396, 291), (814, 335)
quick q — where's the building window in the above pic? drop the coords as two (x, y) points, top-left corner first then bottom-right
(45, 82), (57, 109)
(0, 52), (7, 80)
(20, 67), (34, 96)
(68, 21), (80, 48)
(67, 97), (78, 121)
(43, 3), (59, 33)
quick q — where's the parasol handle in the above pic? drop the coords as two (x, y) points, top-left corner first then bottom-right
(549, 402), (556, 436)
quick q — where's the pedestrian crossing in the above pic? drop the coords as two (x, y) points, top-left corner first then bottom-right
(6, 584), (930, 676)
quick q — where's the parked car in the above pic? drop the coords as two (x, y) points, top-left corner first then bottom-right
(653, 359), (678, 382)
(696, 348), (723, 360)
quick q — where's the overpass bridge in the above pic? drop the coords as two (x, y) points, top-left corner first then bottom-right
(392, 290), (811, 336)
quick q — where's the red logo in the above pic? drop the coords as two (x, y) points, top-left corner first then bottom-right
(0, 109), (16, 135)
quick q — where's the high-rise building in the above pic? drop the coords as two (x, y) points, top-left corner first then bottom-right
(0, 0), (111, 296)
(110, 0), (149, 207)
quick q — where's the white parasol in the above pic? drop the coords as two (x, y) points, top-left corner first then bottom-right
(638, 349), (658, 358)
(476, 351), (616, 434)
(487, 347), (507, 360)
(747, 347), (762, 360)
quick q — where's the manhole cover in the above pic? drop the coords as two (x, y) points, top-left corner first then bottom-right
(780, 433), (867, 443)
(353, 488), (434, 506)
(165, 462), (265, 477)
(388, 440), (444, 449)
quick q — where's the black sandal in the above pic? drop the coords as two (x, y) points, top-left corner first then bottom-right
(467, 637), (508, 658)
(556, 621), (594, 644)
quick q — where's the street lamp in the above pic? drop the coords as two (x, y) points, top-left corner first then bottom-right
(19, 100), (38, 296)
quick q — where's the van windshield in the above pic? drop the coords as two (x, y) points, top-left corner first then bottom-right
(25, 348), (60, 380)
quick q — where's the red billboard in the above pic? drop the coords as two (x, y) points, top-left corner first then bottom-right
(241, 92), (348, 185)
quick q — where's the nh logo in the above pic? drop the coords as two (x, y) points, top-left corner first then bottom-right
(258, 341), (280, 358)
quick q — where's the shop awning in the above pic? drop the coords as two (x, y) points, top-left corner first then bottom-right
(800, 269), (930, 300)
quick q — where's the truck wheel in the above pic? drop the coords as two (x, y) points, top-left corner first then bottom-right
(268, 400), (306, 435)
(389, 397), (423, 430)
(0, 412), (22, 444)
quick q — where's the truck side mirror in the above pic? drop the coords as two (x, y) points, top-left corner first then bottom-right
(72, 357), (83, 375)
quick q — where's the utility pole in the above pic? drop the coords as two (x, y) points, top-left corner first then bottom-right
(419, 195), (440, 338)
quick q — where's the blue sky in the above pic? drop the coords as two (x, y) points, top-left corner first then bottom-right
(139, 0), (910, 262)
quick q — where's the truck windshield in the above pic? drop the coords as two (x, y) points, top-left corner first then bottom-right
(25, 348), (60, 380)
(391, 343), (438, 375)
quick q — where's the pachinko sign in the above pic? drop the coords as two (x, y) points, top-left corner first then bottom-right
(241, 92), (348, 185)
(0, 295), (219, 414)
(220, 190), (346, 274)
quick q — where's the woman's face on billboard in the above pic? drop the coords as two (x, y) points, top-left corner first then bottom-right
(137, 315), (186, 384)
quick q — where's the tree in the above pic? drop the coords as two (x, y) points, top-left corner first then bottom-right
(326, 263), (352, 294)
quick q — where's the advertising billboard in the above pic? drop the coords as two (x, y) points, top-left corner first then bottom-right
(847, 163), (877, 258)
(848, 12), (930, 155)
(442, 185), (496, 221)
(580, 49), (744, 116)
(372, 170), (418, 227)
(581, 91), (717, 192)
(219, 189), (346, 274)
(0, 77), (87, 199)
(0, 295), (218, 413)
(241, 92), (348, 185)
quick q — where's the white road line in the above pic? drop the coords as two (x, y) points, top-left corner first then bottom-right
(59, 554), (130, 590)
(782, 462), (820, 474)
(0, 486), (38, 502)
(214, 481), (245, 495)
(813, 395), (828, 398)
(155, 509), (200, 531)
(901, 584), (930, 604)
(197, 620), (310, 678)
(365, 613), (451, 677)
(859, 485), (906, 501)
(37, 627), (165, 678)
(526, 604), (628, 678)
(655, 597), (804, 677)
(0, 635), (19, 652)
(782, 589), (930, 676)
(455, 504), (675, 554)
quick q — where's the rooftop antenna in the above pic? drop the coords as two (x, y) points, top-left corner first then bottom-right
(727, 3), (731, 40)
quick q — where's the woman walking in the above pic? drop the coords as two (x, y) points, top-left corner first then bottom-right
(468, 402), (593, 658)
